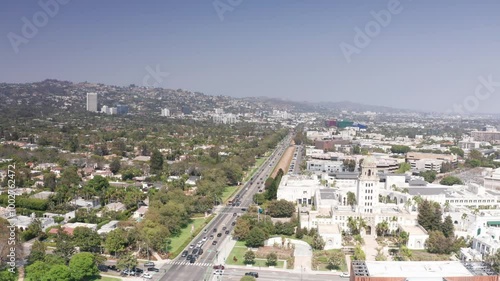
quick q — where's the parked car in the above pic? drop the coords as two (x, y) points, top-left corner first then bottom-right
(147, 267), (160, 272)
(135, 268), (144, 274)
(107, 265), (120, 272)
(144, 261), (155, 267)
(98, 265), (108, 272)
(245, 272), (259, 278)
(141, 273), (153, 279)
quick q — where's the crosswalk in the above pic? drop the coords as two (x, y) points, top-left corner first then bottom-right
(166, 260), (213, 267)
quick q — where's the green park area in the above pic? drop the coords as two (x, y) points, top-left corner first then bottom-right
(169, 216), (214, 257)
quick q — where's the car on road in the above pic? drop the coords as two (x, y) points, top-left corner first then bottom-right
(212, 240), (218, 245)
(231, 221), (236, 226)
(241, 208), (247, 211)
(233, 213), (237, 216)
(107, 265), (120, 272)
(186, 254), (193, 260)
(189, 244), (195, 249)
(217, 233), (222, 237)
(141, 273), (153, 279)
(144, 261), (155, 267)
(181, 250), (188, 257)
(189, 257), (196, 263)
(192, 248), (199, 256)
(213, 265), (225, 270)
(213, 228), (217, 232)
(213, 269), (224, 275)
(209, 234), (214, 239)
(245, 272), (259, 278)
(202, 236), (207, 242)
(340, 272), (350, 278)
(98, 265), (108, 272)
(222, 226), (227, 230)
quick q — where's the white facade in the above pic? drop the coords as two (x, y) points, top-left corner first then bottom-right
(484, 168), (500, 190)
(86, 92), (98, 112)
(356, 156), (379, 214)
(277, 174), (322, 206)
(306, 160), (343, 173)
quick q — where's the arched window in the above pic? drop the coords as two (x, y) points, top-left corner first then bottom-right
(368, 169), (372, 177)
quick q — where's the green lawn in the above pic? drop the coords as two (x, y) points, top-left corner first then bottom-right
(226, 244), (285, 268)
(312, 249), (348, 272)
(221, 185), (240, 203)
(244, 156), (268, 181)
(168, 216), (214, 257)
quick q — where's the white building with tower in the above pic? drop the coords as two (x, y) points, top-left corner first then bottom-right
(86, 92), (98, 112)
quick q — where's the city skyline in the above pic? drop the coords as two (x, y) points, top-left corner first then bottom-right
(2, 0), (500, 113)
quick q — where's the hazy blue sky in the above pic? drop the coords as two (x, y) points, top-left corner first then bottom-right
(1, 0), (500, 113)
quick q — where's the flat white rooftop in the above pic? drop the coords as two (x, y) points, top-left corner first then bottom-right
(364, 261), (473, 278)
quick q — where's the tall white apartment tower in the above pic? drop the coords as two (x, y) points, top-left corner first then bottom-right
(356, 155), (379, 214)
(86, 92), (98, 112)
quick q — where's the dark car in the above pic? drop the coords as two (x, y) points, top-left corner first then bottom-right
(209, 234), (214, 239)
(107, 265), (120, 272)
(147, 267), (160, 272)
(135, 268), (144, 273)
(198, 249), (204, 255)
(213, 228), (217, 232)
(186, 254), (193, 260)
(222, 226), (227, 230)
(231, 221), (236, 226)
(213, 265), (225, 270)
(192, 248), (199, 256)
(233, 213), (237, 217)
(245, 272), (259, 278)
(98, 265), (108, 272)
(189, 257), (196, 263)
(225, 230), (230, 234)
(181, 250), (188, 257)
(217, 233), (222, 237)
(212, 240), (218, 245)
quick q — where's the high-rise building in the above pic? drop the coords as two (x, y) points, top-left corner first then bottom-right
(101, 105), (109, 114)
(116, 105), (128, 115)
(86, 93), (98, 112)
(109, 107), (117, 115)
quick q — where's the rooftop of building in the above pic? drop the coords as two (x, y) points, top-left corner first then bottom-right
(319, 189), (336, 200)
(399, 224), (428, 236)
(317, 223), (340, 234)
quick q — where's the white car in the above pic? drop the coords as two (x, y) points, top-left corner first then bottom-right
(213, 270), (224, 275)
(202, 236), (207, 242)
(340, 272), (349, 278)
(141, 273), (153, 279)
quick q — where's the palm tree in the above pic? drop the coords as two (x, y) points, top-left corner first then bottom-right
(461, 213), (468, 231)
(376, 221), (389, 237)
(444, 201), (451, 213)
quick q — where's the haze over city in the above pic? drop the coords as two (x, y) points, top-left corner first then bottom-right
(2, 1), (500, 113)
